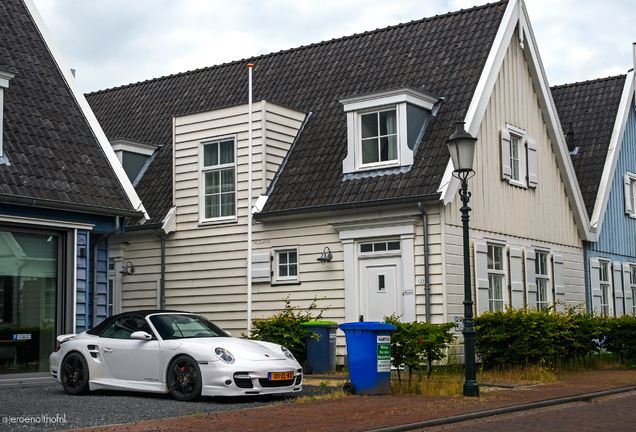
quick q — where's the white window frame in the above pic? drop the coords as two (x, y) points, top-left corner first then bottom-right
(198, 135), (238, 224)
(273, 246), (300, 284)
(599, 260), (611, 316)
(340, 88), (440, 174)
(624, 172), (636, 218)
(487, 244), (507, 313)
(357, 107), (399, 169)
(502, 125), (527, 188)
(534, 250), (552, 310)
(631, 265), (636, 316)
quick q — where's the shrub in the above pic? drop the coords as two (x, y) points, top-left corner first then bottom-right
(243, 297), (328, 364)
(385, 315), (456, 385)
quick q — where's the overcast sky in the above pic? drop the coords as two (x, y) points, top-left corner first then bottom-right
(31, 0), (635, 94)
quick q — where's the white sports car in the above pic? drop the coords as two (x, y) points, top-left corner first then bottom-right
(49, 310), (303, 401)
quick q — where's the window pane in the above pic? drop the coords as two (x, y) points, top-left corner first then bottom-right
(487, 245), (494, 269)
(387, 135), (397, 161)
(279, 253), (287, 264)
(493, 246), (503, 270)
(205, 195), (220, 219)
(380, 137), (389, 161)
(288, 251), (297, 264)
(220, 140), (234, 164)
(221, 168), (235, 193)
(631, 266), (636, 285)
(220, 192), (235, 217)
(289, 264), (297, 277)
(279, 265), (288, 277)
(205, 171), (220, 195)
(361, 113), (378, 139)
(204, 143), (218, 167)
(512, 138), (519, 159)
(374, 242), (387, 251)
(362, 138), (379, 164)
(387, 241), (400, 250)
(489, 275), (503, 312)
(512, 159), (520, 180)
(380, 110), (396, 135)
(361, 244), (373, 253)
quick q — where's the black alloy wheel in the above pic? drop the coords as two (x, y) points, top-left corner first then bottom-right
(168, 355), (202, 401)
(61, 352), (90, 395)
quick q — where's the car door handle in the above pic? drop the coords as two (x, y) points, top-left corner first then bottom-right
(104, 347), (113, 353)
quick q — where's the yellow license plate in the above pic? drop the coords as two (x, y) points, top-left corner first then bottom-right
(268, 371), (293, 381)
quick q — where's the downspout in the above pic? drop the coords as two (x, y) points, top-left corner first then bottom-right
(92, 216), (120, 327)
(418, 202), (431, 323)
(247, 63), (254, 332)
(583, 245), (591, 314)
(154, 229), (166, 310)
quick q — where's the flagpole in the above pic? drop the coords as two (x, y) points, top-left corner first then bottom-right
(247, 63), (254, 333)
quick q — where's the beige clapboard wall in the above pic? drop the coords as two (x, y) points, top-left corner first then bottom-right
(442, 28), (585, 321)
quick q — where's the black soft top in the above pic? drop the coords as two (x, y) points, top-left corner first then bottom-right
(86, 309), (192, 336)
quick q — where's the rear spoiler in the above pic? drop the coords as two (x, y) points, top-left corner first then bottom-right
(56, 334), (76, 343)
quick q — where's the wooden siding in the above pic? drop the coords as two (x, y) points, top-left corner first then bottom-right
(590, 103), (636, 258)
(445, 28), (582, 248)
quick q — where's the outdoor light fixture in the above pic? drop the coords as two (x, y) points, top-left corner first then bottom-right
(446, 120), (479, 398)
(119, 261), (135, 275)
(446, 121), (477, 173)
(317, 247), (333, 263)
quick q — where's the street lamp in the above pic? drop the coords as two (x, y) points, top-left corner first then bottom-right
(446, 120), (479, 398)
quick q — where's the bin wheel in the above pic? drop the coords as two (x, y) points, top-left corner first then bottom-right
(343, 382), (355, 395)
(303, 364), (313, 375)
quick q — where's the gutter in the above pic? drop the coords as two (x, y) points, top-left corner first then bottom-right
(154, 229), (166, 310)
(0, 193), (145, 219)
(92, 216), (120, 327)
(418, 202), (431, 323)
(254, 193), (441, 220)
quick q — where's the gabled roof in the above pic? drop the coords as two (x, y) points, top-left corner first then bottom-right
(86, 1), (509, 223)
(0, 0), (147, 220)
(551, 75), (627, 219)
(552, 71), (635, 234)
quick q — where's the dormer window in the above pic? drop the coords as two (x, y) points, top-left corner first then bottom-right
(340, 87), (440, 175)
(361, 109), (397, 166)
(110, 139), (160, 183)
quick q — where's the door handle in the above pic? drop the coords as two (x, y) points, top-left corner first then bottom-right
(104, 347), (113, 353)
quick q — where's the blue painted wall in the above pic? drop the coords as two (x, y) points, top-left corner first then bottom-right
(76, 234), (109, 332)
(585, 101), (636, 313)
(590, 103), (636, 258)
(76, 230), (89, 331)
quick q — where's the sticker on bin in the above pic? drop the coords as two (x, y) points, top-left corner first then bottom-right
(377, 335), (391, 372)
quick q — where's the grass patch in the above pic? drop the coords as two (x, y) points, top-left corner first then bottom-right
(294, 388), (350, 403)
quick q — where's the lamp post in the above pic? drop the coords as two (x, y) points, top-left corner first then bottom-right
(446, 121), (479, 398)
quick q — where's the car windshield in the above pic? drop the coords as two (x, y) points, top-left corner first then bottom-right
(149, 314), (229, 340)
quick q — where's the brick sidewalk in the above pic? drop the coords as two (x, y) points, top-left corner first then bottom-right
(77, 370), (636, 432)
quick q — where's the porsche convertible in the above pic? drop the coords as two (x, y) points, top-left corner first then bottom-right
(49, 310), (303, 401)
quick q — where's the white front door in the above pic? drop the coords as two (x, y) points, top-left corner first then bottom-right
(359, 256), (402, 322)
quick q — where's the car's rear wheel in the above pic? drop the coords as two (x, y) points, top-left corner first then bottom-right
(167, 355), (202, 401)
(61, 352), (90, 395)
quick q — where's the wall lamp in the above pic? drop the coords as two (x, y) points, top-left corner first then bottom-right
(119, 261), (135, 275)
(317, 247), (333, 263)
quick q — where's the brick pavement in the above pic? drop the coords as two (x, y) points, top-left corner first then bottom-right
(77, 370), (636, 432)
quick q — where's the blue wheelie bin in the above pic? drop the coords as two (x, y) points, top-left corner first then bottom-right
(300, 321), (338, 374)
(339, 322), (396, 395)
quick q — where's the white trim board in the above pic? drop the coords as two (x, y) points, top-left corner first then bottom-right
(23, 0), (149, 222)
(437, 0), (594, 242)
(590, 71), (635, 234)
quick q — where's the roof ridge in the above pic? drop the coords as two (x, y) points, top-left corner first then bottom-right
(551, 74), (627, 90)
(86, 0), (508, 97)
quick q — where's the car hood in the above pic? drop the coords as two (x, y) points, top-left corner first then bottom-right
(177, 338), (289, 361)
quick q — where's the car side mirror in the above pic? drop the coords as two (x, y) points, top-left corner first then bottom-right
(131, 331), (153, 340)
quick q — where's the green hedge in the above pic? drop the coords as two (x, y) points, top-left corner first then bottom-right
(474, 306), (636, 368)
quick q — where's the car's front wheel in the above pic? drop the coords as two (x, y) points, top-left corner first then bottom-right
(61, 352), (90, 395)
(167, 355), (202, 401)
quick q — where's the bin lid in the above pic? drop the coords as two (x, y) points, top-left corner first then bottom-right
(339, 322), (397, 331)
(301, 321), (338, 326)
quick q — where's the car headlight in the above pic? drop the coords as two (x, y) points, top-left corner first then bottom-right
(213, 347), (235, 363)
(281, 346), (296, 361)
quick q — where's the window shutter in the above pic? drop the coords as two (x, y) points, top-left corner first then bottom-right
(590, 258), (602, 313)
(613, 261), (624, 316)
(252, 250), (271, 283)
(623, 263), (633, 315)
(474, 239), (490, 315)
(553, 252), (565, 310)
(509, 246), (524, 308)
(625, 174), (633, 215)
(501, 128), (512, 180)
(527, 138), (538, 188)
(525, 248), (537, 308)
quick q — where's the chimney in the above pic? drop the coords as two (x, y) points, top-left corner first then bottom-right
(566, 123), (575, 153)
(70, 68), (76, 78)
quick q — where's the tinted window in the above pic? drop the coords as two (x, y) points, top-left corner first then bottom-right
(150, 314), (229, 340)
(100, 315), (152, 339)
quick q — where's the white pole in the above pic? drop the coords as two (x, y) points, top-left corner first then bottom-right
(247, 63), (254, 333)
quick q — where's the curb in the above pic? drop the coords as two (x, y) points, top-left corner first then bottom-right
(366, 385), (636, 432)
